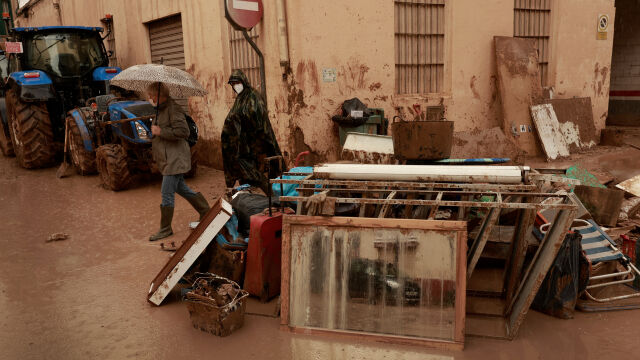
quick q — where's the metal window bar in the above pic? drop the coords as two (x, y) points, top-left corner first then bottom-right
(229, 24), (261, 89)
(394, 0), (445, 95)
(514, 0), (552, 86)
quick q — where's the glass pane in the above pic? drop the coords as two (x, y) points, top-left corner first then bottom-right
(289, 225), (458, 341)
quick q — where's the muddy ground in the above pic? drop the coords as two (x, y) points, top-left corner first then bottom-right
(1, 149), (640, 360)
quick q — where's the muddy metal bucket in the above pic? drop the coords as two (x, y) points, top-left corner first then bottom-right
(391, 117), (454, 160)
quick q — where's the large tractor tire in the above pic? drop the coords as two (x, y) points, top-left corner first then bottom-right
(6, 89), (56, 169)
(0, 99), (15, 157)
(96, 144), (132, 191)
(67, 116), (97, 175)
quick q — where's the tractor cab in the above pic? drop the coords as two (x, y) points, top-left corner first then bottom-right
(9, 26), (119, 111)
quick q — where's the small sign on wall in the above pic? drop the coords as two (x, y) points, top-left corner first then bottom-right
(597, 14), (609, 40)
(322, 68), (337, 83)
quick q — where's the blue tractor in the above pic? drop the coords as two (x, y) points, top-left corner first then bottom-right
(68, 95), (198, 191)
(0, 26), (121, 168)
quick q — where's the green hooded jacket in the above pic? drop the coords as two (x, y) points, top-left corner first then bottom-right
(152, 98), (191, 176)
(221, 70), (282, 189)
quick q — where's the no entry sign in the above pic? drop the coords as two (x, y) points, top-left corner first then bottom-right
(225, 0), (264, 31)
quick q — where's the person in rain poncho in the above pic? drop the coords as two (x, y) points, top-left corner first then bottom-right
(147, 82), (210, 241)
(222, 70), (282, 193)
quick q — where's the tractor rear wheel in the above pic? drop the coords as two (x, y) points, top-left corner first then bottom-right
(6, 89), (56, 168)
(0, 99), (15, 157)
(96, 144), (131, 191)
(67, 116), (97, 175)
(0, 121), (14, 157)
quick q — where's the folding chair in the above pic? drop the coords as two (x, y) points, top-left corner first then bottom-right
(563, 219), (640, 302)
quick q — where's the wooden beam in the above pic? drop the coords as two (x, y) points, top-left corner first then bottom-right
(504, 208), (536, 306)
(378, 191), (397, 218)
(467, 207), (500, 279)
(428, 192), (443, 219)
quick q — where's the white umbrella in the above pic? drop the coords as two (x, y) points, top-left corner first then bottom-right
(110, 64), (208, 98)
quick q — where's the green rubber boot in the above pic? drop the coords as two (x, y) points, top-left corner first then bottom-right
(184, 192), (210, 221)
(149, 206), (174, 241)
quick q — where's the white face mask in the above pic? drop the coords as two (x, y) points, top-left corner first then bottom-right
(232, 83), (244, 94)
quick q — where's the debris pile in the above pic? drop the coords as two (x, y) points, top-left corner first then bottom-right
(184, 274), (249, 337)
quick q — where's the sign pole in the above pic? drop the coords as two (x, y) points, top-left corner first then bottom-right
(225, 0), (267, 108)
(242, 29), (267, 111)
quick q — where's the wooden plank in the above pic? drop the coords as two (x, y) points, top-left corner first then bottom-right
(281, 326), (464, 351)
(283, 215), (467, 232)
(403, 193), (416, 218)
(467, 207), (500, 279)
(466, 314), (508, 339)
(530, 104), (570, 160)
(504, 208), (536, 306)
(507, 208), (576, 338)
(455, 231), (467, 345)
(542, 98), (597, 151)
(428, 191), (443, 219)
(280, 221), (291, 327)
(466, 296), (506, 316)
(281, 195), (576, 210)
(147, 199), (232, 306)
(574, 185), (625, 227)
(467, 267), (505, 295)
(378, 191), (398, 218)
(494, 36), (543, 156)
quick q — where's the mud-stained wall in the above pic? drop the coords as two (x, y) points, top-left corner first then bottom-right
(549, 0), (616, 133)
(15, 0), (616, 168)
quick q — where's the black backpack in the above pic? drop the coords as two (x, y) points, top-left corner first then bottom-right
(185, 114), (198, 147)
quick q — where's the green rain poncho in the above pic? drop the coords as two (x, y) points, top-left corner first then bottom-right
(221, 70), (282, 191)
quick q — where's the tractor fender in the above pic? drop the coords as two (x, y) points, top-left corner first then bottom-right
(69, 109), (94, 152)
(92, 67), (122, 81)
(7, 71), (56, 102)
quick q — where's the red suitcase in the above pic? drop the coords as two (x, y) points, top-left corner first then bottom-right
(244, 211), (285, 302)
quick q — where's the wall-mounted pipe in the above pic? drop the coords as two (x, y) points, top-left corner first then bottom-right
(276, 0), (290, 68)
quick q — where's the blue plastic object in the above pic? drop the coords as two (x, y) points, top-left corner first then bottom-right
(13, 26), (103, 32)
(215, 214), (248, 249)
(272, 166), (314, 197)
(92, 67), (122, 81)
(9, 70), (52, 86)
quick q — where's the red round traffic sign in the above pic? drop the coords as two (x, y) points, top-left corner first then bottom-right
(225, 0), (264, 31)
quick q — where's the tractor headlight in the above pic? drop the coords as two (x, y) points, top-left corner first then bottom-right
(135, 122), (149, 140)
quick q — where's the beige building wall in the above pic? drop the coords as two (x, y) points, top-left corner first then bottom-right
(13, 0), (616, 168)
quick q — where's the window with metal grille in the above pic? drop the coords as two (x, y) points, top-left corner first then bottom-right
(394, 0), (445, 95)
(228, 25), (260, 88)
(514, 0), (552, 86)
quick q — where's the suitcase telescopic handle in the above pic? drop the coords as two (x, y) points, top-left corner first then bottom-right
(264, 156), (285, 217)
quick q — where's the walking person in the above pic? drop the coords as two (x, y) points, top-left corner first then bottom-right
(221, 70), (283, 193)
(147, 82), (210, 241)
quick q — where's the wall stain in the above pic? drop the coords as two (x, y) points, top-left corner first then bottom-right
(470, 75), (481, 99)
(369, 82), (382, 92)
(338, 57), (370, 95)
(593, 63), (610, 97)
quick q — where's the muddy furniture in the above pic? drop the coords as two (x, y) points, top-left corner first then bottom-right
(273, 164), (578, 341)
(184, 274), (249, 337)
(391, 118), (454, 161)
(280, 216), (467, 350)
(148, 199), (233, 306)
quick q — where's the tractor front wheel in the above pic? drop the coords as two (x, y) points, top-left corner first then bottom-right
(6, 89), (56, 168)
(96, 144), (132, 191)
(67, 116), (97, 175)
